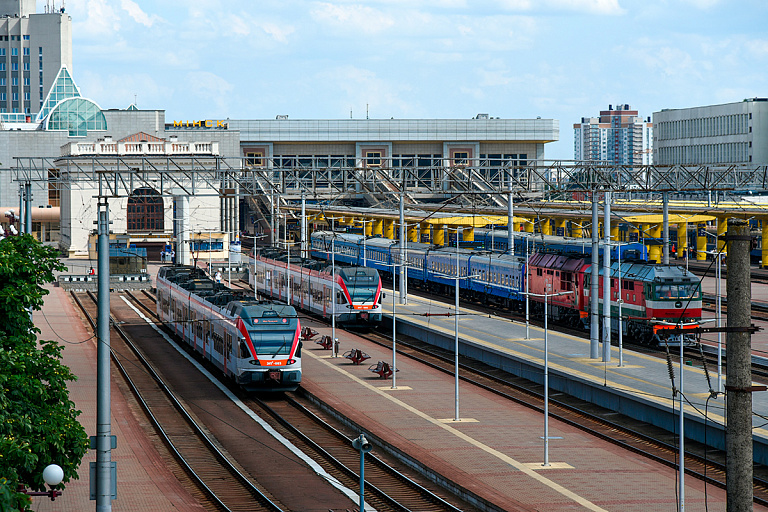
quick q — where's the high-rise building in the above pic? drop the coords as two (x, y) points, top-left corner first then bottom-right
(0, 0), (72, 118)
(573, 104), (653, 164)
(653, 98), (768, 165)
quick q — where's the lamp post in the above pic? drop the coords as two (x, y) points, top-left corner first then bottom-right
(654, 318), (713, 512)
(351, 434), (372, 512)
(388, 260), (416, 390)
(18, 464), (64, 502)
(521, 288), (574, 466)
(705, 249), (724, 392)
(431, 227), (479, 421)
(325, 217), (343, 358)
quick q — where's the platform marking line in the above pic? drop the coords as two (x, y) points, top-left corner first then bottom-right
(404, 312), (719, 393)
(121, 297), (371, 510)
(390, 314), (768, 438)
(307, 350), (610, 512)
(377, 386), (413, 391)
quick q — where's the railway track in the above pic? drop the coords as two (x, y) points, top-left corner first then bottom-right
(352, 324), (768, 506)
(130, 280), (768, 507)
(71, 291), (284, 512)
(120, 290), (481, 512)
(247, 395), (471, 512)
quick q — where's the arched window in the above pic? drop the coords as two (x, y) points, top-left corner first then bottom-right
(127, 188), (163, 233)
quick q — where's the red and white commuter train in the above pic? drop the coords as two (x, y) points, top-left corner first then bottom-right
(156, 265), (302, 391)
(248, 248), (383, 326)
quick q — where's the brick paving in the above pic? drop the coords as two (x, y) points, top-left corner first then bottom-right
(31, 284), (206, 512)
(301, 321), (768, 512)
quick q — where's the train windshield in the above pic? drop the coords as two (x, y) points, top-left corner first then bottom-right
(344, 269), (380, 302)
(248, 330), (295, 355)
(655, 283), (700, 300)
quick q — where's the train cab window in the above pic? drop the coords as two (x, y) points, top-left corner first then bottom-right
(239, 340), (250, 358)
(536, 268), (543, 276)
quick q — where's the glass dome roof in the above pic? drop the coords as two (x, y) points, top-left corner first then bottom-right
(45, 97), (107, 137)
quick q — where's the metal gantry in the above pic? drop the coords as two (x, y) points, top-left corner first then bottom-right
(13, 157), (768, 201)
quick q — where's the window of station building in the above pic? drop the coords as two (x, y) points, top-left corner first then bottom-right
(47, 169), (60, 206)
(126, 187), (164, 233)
(11, 48), (17, 56)
(451, 151), (469, 166)
(11, 62), (17, 71)
(245, 151), (264, 167)
(364, 151), (382, 167)
(23, 47), (28, 55)
(23, 62), (28, 71)
(23, 35), (28, 40)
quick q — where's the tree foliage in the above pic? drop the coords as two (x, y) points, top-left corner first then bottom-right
(0, 235), (88, 510)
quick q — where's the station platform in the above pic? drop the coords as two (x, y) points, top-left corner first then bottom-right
(31, 283), (206, 512)
(302, 311), (760, 512)
(367, 286), (768, 466)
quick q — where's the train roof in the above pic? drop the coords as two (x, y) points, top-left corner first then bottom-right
(226, 300), (297, 321)
(311, 230), (434, 251)
(157, 264), (252, 307)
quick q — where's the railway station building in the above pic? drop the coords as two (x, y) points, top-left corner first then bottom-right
(653, 97), (768, 165)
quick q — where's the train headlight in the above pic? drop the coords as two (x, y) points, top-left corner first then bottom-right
(249, 359), (260, 366)
(287, 359), (296, 365)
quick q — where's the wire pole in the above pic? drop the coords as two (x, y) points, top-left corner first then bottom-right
(590, 191), (599, 358)
(96, 201), (113, 511)
(726, 218), (753, 512)
(602, 191), (611, 362)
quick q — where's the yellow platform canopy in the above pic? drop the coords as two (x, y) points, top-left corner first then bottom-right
(622, 214), (716, 224)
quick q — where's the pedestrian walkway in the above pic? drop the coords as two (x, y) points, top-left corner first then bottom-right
(31, 284), (206, 512)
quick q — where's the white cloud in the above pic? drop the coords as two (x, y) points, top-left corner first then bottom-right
(679, 0), (720, 8)
(121, 0), (163, 27)
(545, 0), (624, 15)
(311, 3), (395, 34)
(261, 22), (295, 43)
(185, 71), (235, 112)
(70, 0), (122, 38)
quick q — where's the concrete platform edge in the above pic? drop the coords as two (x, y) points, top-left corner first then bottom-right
(392, 314), (768, 465)
(297, 386), (509, 512)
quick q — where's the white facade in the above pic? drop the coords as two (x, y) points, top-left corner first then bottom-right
(653, 98), (768, 165)
(574, 104), (653, 165)
(59, 136), (226, 258)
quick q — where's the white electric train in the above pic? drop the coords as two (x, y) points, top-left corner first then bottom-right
(156, 265), (302, 391)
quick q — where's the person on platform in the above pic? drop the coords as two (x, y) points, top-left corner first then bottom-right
(88, 267), (95, 276)
(214, 270), (222, 284)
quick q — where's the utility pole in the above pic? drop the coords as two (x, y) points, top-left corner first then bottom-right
(726, 218), (755, 512)
(663, 192), (670, 265)
(602, 191), (611, 362)
(590, 191), (599, 358)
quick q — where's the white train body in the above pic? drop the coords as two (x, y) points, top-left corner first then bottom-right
(249, 251), (383, 326)
(156, 265), (302, 391)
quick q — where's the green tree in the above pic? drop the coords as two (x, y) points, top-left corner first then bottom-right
(0, 235), (88, 510)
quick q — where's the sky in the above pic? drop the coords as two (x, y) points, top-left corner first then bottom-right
(48, 0), (768, 160)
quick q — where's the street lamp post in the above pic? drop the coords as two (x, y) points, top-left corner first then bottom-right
(521, 288), (574, 466)
(525, 235), (531, 340)
(351, 434), (372, 512)
(705, 249), (724, 392)
(430, 227), (479, 421)
(17, 464), (64, 502)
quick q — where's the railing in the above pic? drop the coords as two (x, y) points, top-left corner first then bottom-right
(61, 141), (220, 156)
